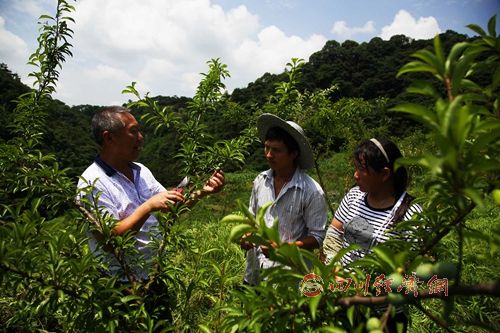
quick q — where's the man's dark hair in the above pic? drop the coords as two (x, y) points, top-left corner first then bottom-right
(92, 106), (130, 145)
(265, 126), (300, 156)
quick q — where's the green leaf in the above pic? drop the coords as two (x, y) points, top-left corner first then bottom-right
(433, 35), (445, 73)
(372, 246), (397, 272)
(463, 188), (484, 208)
(397, 61), (436, 77)
(469, 159), (500, 172)
(38, 14), (54, 20)
(390, 103), (439, 131)
(445, 42), (469, 74)
(309, 293), (322, 321)
(406, 80), (439, 97)
(256, 201), (273, 226)
(470, 127), (500, 156)
(413, 49), (440, 68)
(229, 224), (255, 243)
(467, 23), (486, 37)
(493, 189), (500, 205)
(331, 243), (361, 265)
(275, 243), (309, 273)
(346, 305), (355, 326)
(237, 200), (257, 224)
(120, 295), (142, 303)
(319, 327), (347, 333)
(198, 324), (213, 333)
(220, 214), (249, 224)
(450, 103), (472, 148)
(487, 15), (497, 36)
(451, 53), (475, 95)
(263, 219), (280, 244)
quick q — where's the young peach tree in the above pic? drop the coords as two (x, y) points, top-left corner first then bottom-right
(217, 16), (499, 333)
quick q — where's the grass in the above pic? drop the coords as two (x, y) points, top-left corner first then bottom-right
(165, 153), (499, 332)
(408, 203), (500, 333)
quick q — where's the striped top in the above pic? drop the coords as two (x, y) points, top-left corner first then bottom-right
(244, 168), (328, 285)
(334, 186), (422, 265)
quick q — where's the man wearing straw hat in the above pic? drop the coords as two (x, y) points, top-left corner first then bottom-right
(241, 113), (328, 285)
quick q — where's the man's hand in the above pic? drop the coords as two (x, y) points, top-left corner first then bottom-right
(202, 170), (225, 195)
(147, 190), (185, 212)
(184, 170), (225, 207)
(240, 232), (255, 250)
(260, 240), (278, 257)
(112, 190), (185, 235)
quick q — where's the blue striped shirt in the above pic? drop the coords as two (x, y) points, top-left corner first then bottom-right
(244, 168), (328, 284)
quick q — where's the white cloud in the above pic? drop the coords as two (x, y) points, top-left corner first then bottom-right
(52, 0), (327, 105)
(0, 16), (30, 77)
(87, 64), (132, 82)
(55, 63), (142, 106)
(380, 9), (441, 40)
(11, 0), (47, 18)
(2, 0), (327, 106)
(330, 20), (376, 40)
(231, 26), (326, 82)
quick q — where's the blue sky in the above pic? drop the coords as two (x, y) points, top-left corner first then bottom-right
(1, 0), (498, 106)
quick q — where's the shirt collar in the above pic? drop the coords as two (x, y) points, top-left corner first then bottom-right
(94, 155), (140, 177)
(264, 167), (304, 189)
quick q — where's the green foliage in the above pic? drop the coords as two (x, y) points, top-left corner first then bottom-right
(267, 57), (305, 119)
(123, 81), (180, 136)
(124, 58), (258, 187)
(0, 0), (76, 216)
(305, 96), (390, 153)
(0, 2), (129, 331)
(0, 28), (480, 180)
(1, 1), (498, 331)
(217, 16), (500, 332)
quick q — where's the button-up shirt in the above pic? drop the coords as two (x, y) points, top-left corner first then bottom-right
(244, 168), (327, 285)
(77, 156), (166, 280)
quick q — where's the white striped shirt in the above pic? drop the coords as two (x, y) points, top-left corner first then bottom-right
(334, 186), (422, 265)
(244, 168), (328, 285)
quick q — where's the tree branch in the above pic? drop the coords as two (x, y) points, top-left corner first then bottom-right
(413, 302), (454, 333)
(420, 203), (475, 256)
(1, 262), (81, 299)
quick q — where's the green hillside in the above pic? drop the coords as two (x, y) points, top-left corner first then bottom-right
(0, 2), (498, 332)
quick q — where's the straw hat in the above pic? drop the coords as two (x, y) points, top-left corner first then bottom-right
(257, 113), (315, 169)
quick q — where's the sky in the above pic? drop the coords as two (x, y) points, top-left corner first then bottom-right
(1, 0), (499, 107)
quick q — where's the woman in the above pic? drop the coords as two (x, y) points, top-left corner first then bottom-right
(322, 137), (422, 332)
(322, 137), (422, 265)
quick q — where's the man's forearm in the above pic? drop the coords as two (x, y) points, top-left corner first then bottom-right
(291, 235), (320, 250)
(112, 204), (151, 235)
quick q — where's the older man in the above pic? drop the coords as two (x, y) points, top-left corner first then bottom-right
(78, 106), (225, 281)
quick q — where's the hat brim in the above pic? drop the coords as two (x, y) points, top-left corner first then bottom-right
(257, 113), (315, 169)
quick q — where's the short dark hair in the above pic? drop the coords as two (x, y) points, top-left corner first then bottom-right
(354, 137), (409, 197)
(265, 126), (300, 156)
(92, 106), (130, 145)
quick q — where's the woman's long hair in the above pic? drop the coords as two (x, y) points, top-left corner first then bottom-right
(353, 137), (409, 197)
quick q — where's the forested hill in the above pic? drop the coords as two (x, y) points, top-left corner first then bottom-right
(0, 30), (471, 182)
(230, 30), (469, 106)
